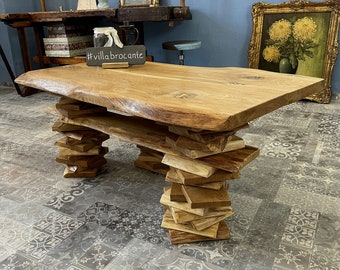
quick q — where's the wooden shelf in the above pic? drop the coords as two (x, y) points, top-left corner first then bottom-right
(33, 56), (86, 65)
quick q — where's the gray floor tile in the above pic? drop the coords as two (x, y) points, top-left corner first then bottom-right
(0, 88), (339, 269)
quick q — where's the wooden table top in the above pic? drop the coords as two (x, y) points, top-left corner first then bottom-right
(15, 62), (323, 131)
(0, 6), (191, 24)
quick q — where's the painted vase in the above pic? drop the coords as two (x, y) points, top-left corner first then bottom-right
(279, 57), (298, 74)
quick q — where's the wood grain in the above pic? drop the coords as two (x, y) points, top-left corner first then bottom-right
(181, 185), (231, 209)
(169, 183), (186, 202)
(170, 206), (233, 224)
(160, 187), (206, 216)
(166, 135), (245, 158)
(15, 62), (324, 132)
(161, 210), (219, 238)
(175, 168), (240, 185)
(165, 170), (225, 190)
(162, 154), (216, 178)
(168, 221), (230, 244)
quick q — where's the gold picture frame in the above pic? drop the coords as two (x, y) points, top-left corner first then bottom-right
(248, 0), (339, 103)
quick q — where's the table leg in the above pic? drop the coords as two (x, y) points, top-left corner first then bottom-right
(33, 24), (47, 69)
(53, 97), (110, 178)
(16, 27), (32, 72)
(159, 125), (259, 244)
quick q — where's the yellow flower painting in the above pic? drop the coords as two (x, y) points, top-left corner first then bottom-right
(262, 16), (319, 71)
(250, 1), (339, 103)
(269, 19), (292, 42)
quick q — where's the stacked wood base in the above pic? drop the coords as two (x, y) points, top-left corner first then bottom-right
(159, 125), (259, 244)
(48, 97), (259, 243)
(53, 97), (109, 178)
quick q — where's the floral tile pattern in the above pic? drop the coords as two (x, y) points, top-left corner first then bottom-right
(273, 243), (311, 270)
(281, 208), (319, 249)
(0, 88), (340, 269)
(77, 243), (119, 269)
(34, 212), (84, 240)
(20, 231), (63, 260)
(0, 253), (37, 270)
(0, 216), (41, 250)
(45, 182), (96, 211)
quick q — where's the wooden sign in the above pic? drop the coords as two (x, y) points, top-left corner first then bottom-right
(86, 45), (146, 66)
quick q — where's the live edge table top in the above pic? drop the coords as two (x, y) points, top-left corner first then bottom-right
(15, 62), (323, 132)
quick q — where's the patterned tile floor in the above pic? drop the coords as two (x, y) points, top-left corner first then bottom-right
(0, 86), (339, 270)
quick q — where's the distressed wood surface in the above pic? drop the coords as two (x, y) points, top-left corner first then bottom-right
(15, 62), (324, 132)
(168, 220), (230, 244)
(181, 185), (231, 209)
(161, 210), (220, 238)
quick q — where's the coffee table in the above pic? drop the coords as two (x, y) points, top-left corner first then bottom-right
(16, 62), (323, 244)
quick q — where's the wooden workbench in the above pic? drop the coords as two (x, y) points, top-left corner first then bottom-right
(15, 62), (324, 244)
(0, 6), (191, 70)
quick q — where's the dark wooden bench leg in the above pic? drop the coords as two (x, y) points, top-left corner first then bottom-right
(0, 44), (23, 96)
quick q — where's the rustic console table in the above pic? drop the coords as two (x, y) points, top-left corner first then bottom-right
(0, 6), (191, 70)
(16, 62), (323, 244)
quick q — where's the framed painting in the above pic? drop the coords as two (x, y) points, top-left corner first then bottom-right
(248, 0), (339, 103)
(119, 0), (159, 7)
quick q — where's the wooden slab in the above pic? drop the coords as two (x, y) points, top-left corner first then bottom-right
(56, 104), (107, 119)
(160, 187), (206, 216)
(61, 129), (107, 142)
(181, 185), (231, 209)
(161, 210), (219, 238)
(134, 159), (169, 175)
(178, 134), (244, 152)
(175, 168), (240, 185)
(56, 101), (98, 111)
(137, 146), (165, 161)
(58, 112), (177, 155)
(136, 151), (163, 163)
(199, 146), (260, 173)
(165, 168), (225, 190)
(168, 221), (230, 244)
(61, 147), (109, 161)
(55, 137), (104, 152)
(191, 213), (232, 231)
(102, 62), (129, 69)
(58, 97), (77, 104)
(52, 121), (92, 132)
(191, 181), (225, 190)
(170, 206), (233, 224)
(168, 124), (249, 142)
(166, 135), (245, 159)
(162, 154), (216, 178)
(56, 156), (107, 168)
(58, 145), (104, 156)
(163, 146), (259, 176)
(15, 62), (324, 132)
(170, 183), (186, 202)
(134, 147), (168, 174)
(166, 133), (219, 152)
(63, 166), (98, 178)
